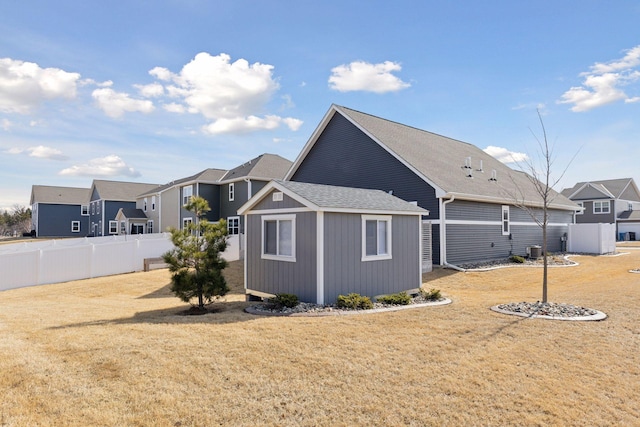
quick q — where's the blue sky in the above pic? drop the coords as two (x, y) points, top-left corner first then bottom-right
(2, 1), (640, 210)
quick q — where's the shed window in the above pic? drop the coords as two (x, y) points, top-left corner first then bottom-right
(71, 221), (80, 233)
(262, 214), (296, 262)
(228, 216), (240, 235)
(362, 215), (392, 261)
(502, 206), (510, 235)
(109, 221), (118, 234)
(593, 201), (610, 214)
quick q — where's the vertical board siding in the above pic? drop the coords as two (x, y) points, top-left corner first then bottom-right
(245, 211), (317, 302)
(322, 213), (420, 304)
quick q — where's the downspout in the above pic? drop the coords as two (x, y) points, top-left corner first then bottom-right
(441, 195), (465, 271)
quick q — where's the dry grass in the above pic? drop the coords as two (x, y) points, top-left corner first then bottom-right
(1, 250), (639, 426)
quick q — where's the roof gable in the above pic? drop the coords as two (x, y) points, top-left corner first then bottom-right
(287, 105), (578, 211)
(91, 180), (161, 202)
(221, 153), (292, 182)
(562, 178), (639, 201)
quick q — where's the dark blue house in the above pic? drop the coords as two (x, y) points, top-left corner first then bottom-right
(30, 185), (91, 237)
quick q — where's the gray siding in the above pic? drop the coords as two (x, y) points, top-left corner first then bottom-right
(245, 211), (317, 302)
(575, 200), (615, 224)
(198, 183), (220, 222)
(323, 213), (421, 304)
(445, 203), (573, 264)
(251, 190), (306, 211)
(290, 113), (440, 263)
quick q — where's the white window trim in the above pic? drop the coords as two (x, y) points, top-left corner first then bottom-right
(361, 214), (392, 262)
(108, 220), (118, 234)
(182, 185), (193, 206)
(183, 217), (193, 229)
(151, 196), (156, 211)
(576, 201), (584, 215)
(71, 221), (80, 233)
(81, 205), (89, 216)
(261, 214), (296, 262)
(227, 216), (240, 235)
(593, 200), (610, 214)
(229, 183), (235, 202)
(501, 205), (510, 236)
(120, 221), (126, 234)
(143, 198), (148, 212)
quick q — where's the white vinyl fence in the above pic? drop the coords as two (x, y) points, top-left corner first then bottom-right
(0, 234), (174, 292)
(567, 223), (616, 255)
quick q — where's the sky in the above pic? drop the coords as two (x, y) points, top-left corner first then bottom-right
(1, 1), (640, 211)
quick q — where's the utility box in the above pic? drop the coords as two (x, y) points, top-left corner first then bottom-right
(529, 245), (542, 259)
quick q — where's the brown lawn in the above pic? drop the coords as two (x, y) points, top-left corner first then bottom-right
(1, 249), (639, 426)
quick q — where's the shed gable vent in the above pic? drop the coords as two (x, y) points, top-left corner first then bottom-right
(272, 191), (284, 202)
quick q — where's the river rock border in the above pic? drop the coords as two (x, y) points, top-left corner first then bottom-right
(245, 298), (452, 317)
(490, 302), (607, 321)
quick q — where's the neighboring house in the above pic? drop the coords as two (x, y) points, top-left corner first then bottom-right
(88, 180), (160, 237)
(238, 180), (429, 304)
(561, 178), (640, 240)
(134, 153), (292, 235)
(286, 104), (580, 265)
(30, 185), (91, 237)
(136, 168), (227, 234)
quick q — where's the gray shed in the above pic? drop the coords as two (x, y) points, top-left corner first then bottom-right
(237, 180), (429, 305)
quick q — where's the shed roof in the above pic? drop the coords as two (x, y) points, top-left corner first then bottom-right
(239, 180), (429, 216)
(30, 185), (91, 205)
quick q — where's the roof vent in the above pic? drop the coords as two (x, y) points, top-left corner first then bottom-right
(463, 157), (472, 169)
(477, 160), (483, 172)
(489, 170), (497, 181)
(466, 168), (473, 178)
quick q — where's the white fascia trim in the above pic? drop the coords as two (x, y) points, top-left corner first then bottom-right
(444, 219), (569, 227)
(316, 211), (324, 305)
(246, 207), (313, 215)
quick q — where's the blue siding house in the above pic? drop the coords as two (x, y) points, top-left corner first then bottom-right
(286, 105), (580, 266)
(30, 185), (91, 237)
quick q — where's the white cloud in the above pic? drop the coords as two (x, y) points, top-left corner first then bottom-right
(6, 145), (69, 160)
(484, 146), (529, 164)
(0, 57), (80, 114)
(559, 45), (640, 112)
(148, 52), (302, 135)
(328, 60), (411, 93)
(91, 87), (155, 118)
(202, 115), (302, 135)
(1, 118), (12, 131)
(134, 82), (164, 97)
(59, 155), (141, 177)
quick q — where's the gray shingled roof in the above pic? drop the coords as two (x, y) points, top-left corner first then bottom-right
(138, 168), (227, 196)
(118, 208), (148, 219)
(92, 180), (160, 201)
(221, 154), (292, 182)
(274, 180), (428, 214)
(562, 178), (632, 199)
(330, 105), (577, 210)
(30, 185), (91, 205)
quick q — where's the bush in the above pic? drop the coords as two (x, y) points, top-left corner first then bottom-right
(420, 288), (442, 301)
(336, 293), (374, 310)
(377, 291), (412, 305)
(510, 255), (526, 263)
(269, 293), (299, 309)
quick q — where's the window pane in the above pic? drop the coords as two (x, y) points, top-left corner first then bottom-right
(264, 220), (277, 255)
(377, 221), (387, 254)
(365, 220), (377, 256)
(279, 220), (293, 256)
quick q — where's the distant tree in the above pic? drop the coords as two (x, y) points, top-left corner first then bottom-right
(162, 196), (229, 311)
(506, 110), (579, 303)
(0, 205), (31, 236)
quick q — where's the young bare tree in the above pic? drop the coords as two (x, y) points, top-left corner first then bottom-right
(506, 110), (580, 303)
